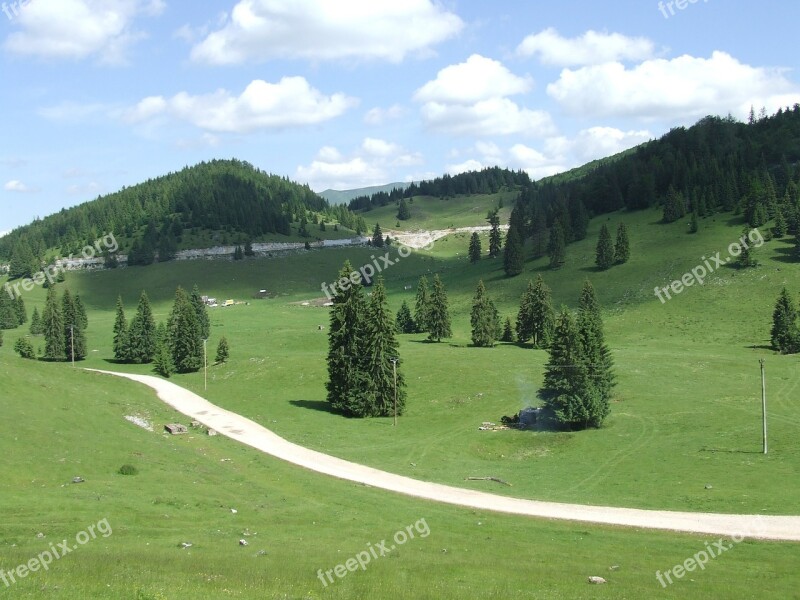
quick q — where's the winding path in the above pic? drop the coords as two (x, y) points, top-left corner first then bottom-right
(88, 369), (800, 542)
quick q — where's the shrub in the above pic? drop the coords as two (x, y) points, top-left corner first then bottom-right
(14, 337), (35, 359)
(118, 464), (139, 476)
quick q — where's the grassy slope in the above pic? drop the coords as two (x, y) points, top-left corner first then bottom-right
(2, 197), (799, 597)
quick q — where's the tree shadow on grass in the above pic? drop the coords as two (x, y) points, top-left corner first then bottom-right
(289, 400), (336, 414)
(699, 447), (764, 455)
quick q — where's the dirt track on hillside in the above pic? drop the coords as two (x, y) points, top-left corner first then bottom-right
(88, 369), (800, 541)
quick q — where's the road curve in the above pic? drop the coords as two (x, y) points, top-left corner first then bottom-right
(88, 369), (800, 541)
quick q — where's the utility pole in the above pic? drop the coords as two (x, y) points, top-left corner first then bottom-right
(70, 324), (75, 367)
(390, 357), (398, 426)
(760, 358), (767, 454)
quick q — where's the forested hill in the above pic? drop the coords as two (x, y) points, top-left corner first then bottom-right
(506, 107), (800, 256)
(0, 159), (336, 264)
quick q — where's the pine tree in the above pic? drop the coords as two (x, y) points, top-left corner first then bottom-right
(503, 227), (524, 277)
(397, 198), (411, 220)
(42, 286), (65, 361)
(153, 335), (175, 378)
(395, 300), (416, 334)
(372, 223), (385, 248)
(74, 294), (88, 329)
(548, 221), (566, 269)
(0, 291), (19, 329)
(771, 288), (799, 354)
(215, 336), (230, 363)
(168, 286), (203, 373)
(233, 245), (244, 260)
(14, 336), (35, 359)
(470, 280), (499, 347)
(773, 210), (787, 238)
(688, 211), (699, 234)
(414, 276), (431, 333)
(516, 275), (554, 348)
(615, 223), (630, 264)
(14, 295), (27, 324)
(29, 306), (43, 336)
(595, 224), (615, 270)
(244, 239), (255, 256)
(62, 288), (87, 361)
(501, 316), (515, 343)
(190, 284), (211, 340)
(128, 291), (157, 363)
(577, 280), (614, 422)
(468, 232), (482, 264)
(427, 274), (452, 342)
(326, 261), (370, 415)
(299, 216), (309, 238)
(112, 296), (129, 362)
(363, 278), (406, 416)
(487, 210), (501, 258)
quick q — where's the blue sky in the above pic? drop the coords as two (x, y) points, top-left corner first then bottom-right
(2, 0), (800, 234)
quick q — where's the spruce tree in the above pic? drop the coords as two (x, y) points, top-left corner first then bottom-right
(689, 211), (699, 234)
(487, 210), (502, 258)
(215, 336), (230, 363)
(615, 223), (630, 264)
(372, 223), (385, 248)
(74, 294), (88, 329)
(363, 278), (406, 416)
(62, 288), (87, 361)
(168, 286), (203, 373)
(397, 198), (411, 220)
(29, 306), (43, 336)
(14, 295), (27, 324)
(503, 227), (524, 277)
(501, 316), (515, 343)
(595, 224), (615, 270)
(190, 284), (211, 340)
(112, 296), (129, 362)
(153, 335), (175, 378)
(326, 261), (370, 415)
(577, 280), (614, 422)
(771, 288), (799, 354)
(516, 275), (554, 348)
(470, 280), (499, 347)
(0, 291), (19, 329)
(548, 221), (566, 269)
(14, 336), (35, 359)
(395, 300), (416, 334)
(773, 210), (787, 238)
(468, 232), (482, 264)
(128, 291), (157, 364)
(42, 286), (65, 361)
(516, 280), (536, 344)
(427, 274), (452, 342)
(414, 276), (431, 333)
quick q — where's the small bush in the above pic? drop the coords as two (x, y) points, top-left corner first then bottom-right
(14, 337), (35, 359)
(118, 464), (139, 476)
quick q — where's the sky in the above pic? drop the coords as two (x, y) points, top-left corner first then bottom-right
(2, 0), (800, 235)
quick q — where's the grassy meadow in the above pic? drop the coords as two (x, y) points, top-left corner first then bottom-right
(1, 201), (799, 598)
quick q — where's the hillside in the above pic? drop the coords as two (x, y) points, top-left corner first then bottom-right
(320, 181), (412, 204)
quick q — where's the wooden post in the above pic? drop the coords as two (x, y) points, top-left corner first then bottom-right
(760, 359), (767, 454)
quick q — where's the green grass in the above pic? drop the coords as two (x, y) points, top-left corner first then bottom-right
(2, 204), (799, 597)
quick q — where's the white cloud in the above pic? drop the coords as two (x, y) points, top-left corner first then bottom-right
(571, 127), (653, 163)
(414, 54), (532, 104)
(66, 181), (103, 196)
(0, 230), (10, 239)
(124, 77), (357, 133)
(445, 159), (484, 175)
(420, 97), (556, 137)
(548, 51), (800, 121)
(190, 0), (463, 65)
(4, 0), (163, 64)
(297, 138), (423, 190)
(364, 104), (406, 125)
(4, 180), (36, 193)
(517, 28), (655, 67)
(414, 55), (554, 137)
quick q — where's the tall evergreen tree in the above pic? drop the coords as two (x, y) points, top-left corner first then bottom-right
(112, 296), (129, 361)
(395, 300), (416, 334)
(42, 286), (65, 361)
(615, 223), (630, 264)
(372, 223), (385, 248)
(548, 221), (566, 269)
(326, 261), (370, 415)
(773, 210), (787, 238)
(0, 291), (19, 329)
(414, 276), (431, 333)
(14, 295), (27, 324)
(501, 316), (515, 343)
(74, 294), (88, 329)
(363, 277), (406, 416)
(516, 275), (555, 348)
(503, 227), (524, 277)
(487, 209), (502, 258)
(153, 326), (175, 378)
(595, 224), (615, 270)
(215, 336), (230, 364)
(397, 198), (411, 221)
(427, 274), (452, 342)
(128, 291), (157, 363)
(468, 232), (482, 264)
(190, 284), (211, 340)
(168, 286), (203, 373)
(62, 288), (87, 361)
(771, 288), (799, 354)
(577, 280), (614, 420)
(470, 280), (500, 347)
